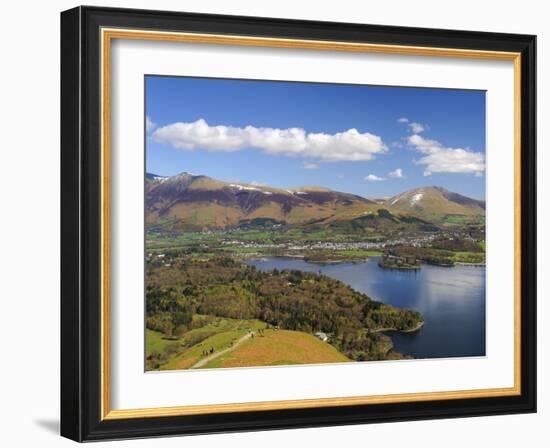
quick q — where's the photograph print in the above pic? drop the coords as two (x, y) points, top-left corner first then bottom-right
(144, 76), (486, 372)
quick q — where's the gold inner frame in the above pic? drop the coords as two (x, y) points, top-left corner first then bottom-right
(100, 27), (522, 420)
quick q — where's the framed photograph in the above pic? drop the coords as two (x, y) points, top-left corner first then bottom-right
(60, 6), (536, 441)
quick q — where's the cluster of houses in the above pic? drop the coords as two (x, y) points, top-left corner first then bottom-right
(220, 232), (462, 252)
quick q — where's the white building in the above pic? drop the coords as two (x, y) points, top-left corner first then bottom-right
(314, 332), (328, 342)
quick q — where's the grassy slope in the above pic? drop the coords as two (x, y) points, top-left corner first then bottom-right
(153, 201), (381, 229)
(146, 328), (178, 354)
(201, 329), (351, 369)
(147, 317), (351, 371)
(155, 317), (267, 371)
(386, 187), (484, 222)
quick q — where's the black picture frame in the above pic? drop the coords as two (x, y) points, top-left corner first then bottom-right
(61, 5), (536, 442)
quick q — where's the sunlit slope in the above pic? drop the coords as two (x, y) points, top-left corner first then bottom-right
(200, 329), (351, 369)
(145, 172), (380, 230)
(385, 186), (485, 216)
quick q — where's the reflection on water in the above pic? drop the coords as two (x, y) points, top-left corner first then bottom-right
(246, 257), (486, 359)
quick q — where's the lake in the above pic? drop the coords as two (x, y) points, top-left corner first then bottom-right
(245, 256), (486, 359)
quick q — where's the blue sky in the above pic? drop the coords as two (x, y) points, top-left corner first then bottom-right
(146, 76), (486, 199)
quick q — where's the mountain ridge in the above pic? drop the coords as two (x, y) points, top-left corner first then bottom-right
(145, 172), (484, 231)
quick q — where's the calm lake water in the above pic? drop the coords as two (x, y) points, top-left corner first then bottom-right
(245, 257), (486, 359)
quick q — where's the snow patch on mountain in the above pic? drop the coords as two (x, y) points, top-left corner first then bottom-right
(410, 192), (424, 206)
(229, 184), (260, 191)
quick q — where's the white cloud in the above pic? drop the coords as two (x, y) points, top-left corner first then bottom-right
(391, 141), (404, 148)
(388, 168), (404, 178)
(409, 122), (425, 133)
(365, 174), (385, 182)
(398, 117), (426, 134)
(152, 119), (387, 162)
(407, 134), (485, 176)
(146, 116), (156, 132)
(408, 134), (439, 153)
(303, 162), (320, 170)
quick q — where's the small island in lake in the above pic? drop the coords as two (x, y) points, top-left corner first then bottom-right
(378, 254), (421, 270)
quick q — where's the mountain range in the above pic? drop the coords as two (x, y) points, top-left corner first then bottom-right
(145, 172), (484, 232)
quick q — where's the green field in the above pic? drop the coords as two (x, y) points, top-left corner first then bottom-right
(146, 328), (179, 355)
(451, 251), (486, 264)
(146, 316), (267, 371)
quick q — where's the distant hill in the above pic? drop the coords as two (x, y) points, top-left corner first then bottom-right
(384, 186), (485, 217)
(145, 172), (484, 231)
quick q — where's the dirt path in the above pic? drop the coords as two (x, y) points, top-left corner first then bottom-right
(190, 332), (254, 369)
